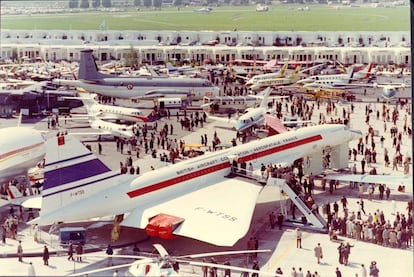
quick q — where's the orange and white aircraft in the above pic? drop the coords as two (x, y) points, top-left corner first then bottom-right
(31, 124), (361, 246)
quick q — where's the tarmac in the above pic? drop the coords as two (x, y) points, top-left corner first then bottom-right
(0, 90), (412, 276)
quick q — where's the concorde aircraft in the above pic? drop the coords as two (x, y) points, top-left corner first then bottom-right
(30, 122), (361, 246)
(0, 126), (46, 184)
(53, 49), (220, 101)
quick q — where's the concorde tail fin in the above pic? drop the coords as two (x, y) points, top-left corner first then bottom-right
(38, 134), (116, 219)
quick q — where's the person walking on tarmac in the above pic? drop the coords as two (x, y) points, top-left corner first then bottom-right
(67, 240), (74, 261)
(43, 245), (49, 265)
(314, 243), (323, 264)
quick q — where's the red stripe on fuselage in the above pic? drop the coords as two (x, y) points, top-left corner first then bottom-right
(238, 134), (322, 163)
(127, 134), (322, 198)
(0, 142), (44, 161)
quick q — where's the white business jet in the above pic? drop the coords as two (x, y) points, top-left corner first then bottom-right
(66, 92), (148, 123)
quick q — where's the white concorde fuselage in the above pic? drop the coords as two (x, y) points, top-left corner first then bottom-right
(0, 127), (45, 183)
(37, 124), (361, 224)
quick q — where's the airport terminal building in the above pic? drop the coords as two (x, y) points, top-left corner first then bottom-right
(0, 30), (411, 66)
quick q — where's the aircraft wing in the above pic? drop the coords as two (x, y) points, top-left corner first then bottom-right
(323, 174), (412, 189)
(21, 196), (42, 209)
(208, 115), (238, 126)
(121, 179), (263, 246)
(67, 130), (114, 137)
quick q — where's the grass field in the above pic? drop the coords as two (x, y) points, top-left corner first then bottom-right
(0, 4), (410, 31)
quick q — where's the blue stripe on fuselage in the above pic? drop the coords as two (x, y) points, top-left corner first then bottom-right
(42, 171), (122, 198)
(43, 158), (111, 190)
(45, 153), (95, 168)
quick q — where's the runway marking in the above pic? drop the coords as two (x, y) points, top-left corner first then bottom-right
(265, 230), (307, 270)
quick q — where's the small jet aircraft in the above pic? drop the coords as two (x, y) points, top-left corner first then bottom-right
(31, 121), (361, 246)
(256, 4), (269, 12)
(245, 62), (289, 89)
(65, 92), (148, 123)
(53, 49), (220, 101)
(207, 88), (280, 132)
(248, 65), (303, 91)
(299, 63), (375, 89)
(64, 117), (136, 139)
(0, 126), (46, 184)
(194, 7), (212, 13)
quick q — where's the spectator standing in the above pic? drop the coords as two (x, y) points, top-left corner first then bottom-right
(314, 243), (323, 264)
(17, 240), (23, 262)
(296, 228), (302, 248)
(106, 244), (114, 266)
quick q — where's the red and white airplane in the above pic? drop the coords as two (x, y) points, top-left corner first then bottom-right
(66, 92), (148, 123)
(31, 124), (361, 246)
(0, 126), (46, 184)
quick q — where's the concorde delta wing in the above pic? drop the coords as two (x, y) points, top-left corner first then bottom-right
(121, 179), (263, 247)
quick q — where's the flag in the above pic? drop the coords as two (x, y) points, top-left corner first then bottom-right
(57, 135), (65, 146)
(99, 20), (106, 30)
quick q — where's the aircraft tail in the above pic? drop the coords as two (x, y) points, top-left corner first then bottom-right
(36, 134), (123, 222)
(289, 65), (301, 81)
(259, 87), (272, 108)
(348, 67), (355, 84)
(6, 185), (23, 201)
(166, 62), (176, 74)
(360, 62), (374, 79)
(279, 61), (289, 77)
(78, 49), (108, 80)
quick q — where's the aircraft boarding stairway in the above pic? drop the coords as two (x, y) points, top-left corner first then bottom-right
(226, 167), (267, 185)
(267, 177), (327, 231)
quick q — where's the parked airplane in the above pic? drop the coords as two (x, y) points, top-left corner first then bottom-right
(245, 62), (289, 88)
(65, 117), (136, 139)
(0, 126), (46, 184)
(66, 92), (148, 123)
(31, 120), (361, 247)
(299, 63), (374, 89)
(376, 83), (409, 100)
(163, 62), (200, 76)
(208, 88), (274, 131)
(0, 81), (52, 96)
(194, 7), (212, 13)
(53, 49), (219, 100)
(248, 65), (303, 91)
(201, 88), (287, 115)
(256, 4), (269, 11)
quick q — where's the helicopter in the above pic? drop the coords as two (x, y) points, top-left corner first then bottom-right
(70, 244), (280, 277)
